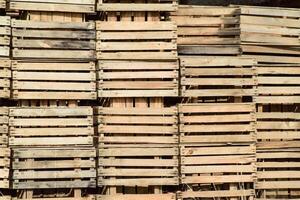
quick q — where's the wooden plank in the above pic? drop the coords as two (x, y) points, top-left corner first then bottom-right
(97, 3), (176, 11)
(10, 2), (94, 13)
(96, 194), (175, 200)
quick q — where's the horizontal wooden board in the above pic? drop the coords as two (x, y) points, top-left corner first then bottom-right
(97, 2), (177, 11)
(97, 194), (175, 200)
(10, 0), (95, 13)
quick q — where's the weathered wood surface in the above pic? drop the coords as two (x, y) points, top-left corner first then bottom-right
(0, 147), (10, 189)
(98, 106), (178, 146)
(12, 147), (96, 189)
(9, 107), (94, 147)
(12, 20), (96, 60)
(12, 61), (96, 100)
(9, 0), (95, 13)
(179, 103), (256, 144)
(97, 0), (177, 11)
(171, 6), (240, 55)
(180, 56), (257, 98)
(98, 147), (179, 186)
(255, 64), (300, 104)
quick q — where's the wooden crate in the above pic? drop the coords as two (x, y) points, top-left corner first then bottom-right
(179, 103), (256, 145)
(0, 107), (8, 147)
(257, 111), (300, 151)
(97, 0), (177, 12)
(180, 145), (256, 199)
(98, 146), (179, 186)
(9, 107), (94, 147)
(12, 61), (96, 100)
(12, 20), (95, 60)
(255, 64), (300, 104)
(240, 6), (300, 64)
(96, 21), (177, 61)
(180, 56), (257, 99)
(96, 21), (178, 97)
(9, 0), (95, 13)
(96, 194), (176, 200)
(171, 6), (240, 55)
(98, 106), (178, 147)
(0, 60), (11, 99)
(0, 148), (10, 189)
(257, 149), (300, 199)
(12, 147), (96, 189)
(97, 60), (178, 97)
(256, 110), (300, 199)
(0, 16), (10, 58)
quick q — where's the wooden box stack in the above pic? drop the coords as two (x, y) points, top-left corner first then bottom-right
(96, 21), (178, 97)
(0, 2), (298, 200)
(239, 5), (300, 199)
(6, 1), (97, 200)
(0, 16), (11, 99)
(0, 107), (9, 196)
(173, 5), (257, 200)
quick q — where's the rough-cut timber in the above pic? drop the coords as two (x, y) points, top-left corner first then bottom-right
(9, 0), (95, 13)
(240, 5), (300, 64)
(0, 107), (8, 147)
(12, 147), (96, 189)
(0, 147), (10, 189)
(9, 107), (94, 147)
(0, 16), (10, 58)
(96, 21), (178, 97)
(171, 6), (240, 55)
(12, 61), (96, 100)
(97, 0), (177, 11)
(97, 106), (178, 147)
(255, 64), (300, 104)
(180, 56), (257, 98)
(12, 20), (96, 60)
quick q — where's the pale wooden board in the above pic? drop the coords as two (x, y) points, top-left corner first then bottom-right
(10, 0), (95, 13)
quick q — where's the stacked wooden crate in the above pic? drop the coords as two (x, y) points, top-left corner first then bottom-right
(173, 5), (257, 200)
(240, 6), (300, 199)
(96, 1), (178, 199)
(0, 16), (11, 99)
(171, 6), (240, 55)
(0, 107), (10, 200)
(8, 2), (97, 199)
